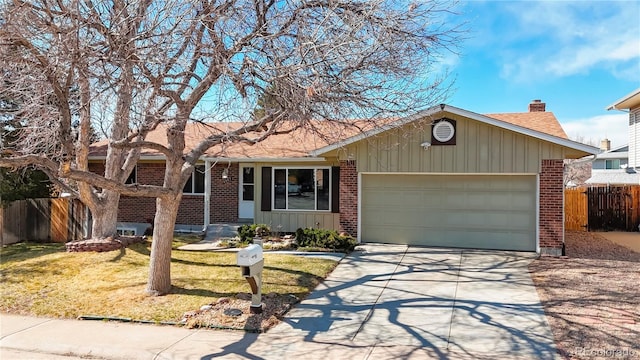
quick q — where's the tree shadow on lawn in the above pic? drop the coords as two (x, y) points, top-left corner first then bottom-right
(0, 242), (66, 263)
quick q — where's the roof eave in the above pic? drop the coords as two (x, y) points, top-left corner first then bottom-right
(606, 88), (640, 110)
(202, 156), (327, 163)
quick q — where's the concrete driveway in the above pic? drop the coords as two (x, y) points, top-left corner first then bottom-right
(250, 244), (558, 359)
(0, 244), (557, 359)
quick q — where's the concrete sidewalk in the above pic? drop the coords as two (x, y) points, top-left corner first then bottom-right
(1, 245), (558, 359)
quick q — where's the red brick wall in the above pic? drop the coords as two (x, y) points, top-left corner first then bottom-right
(210, 164), (239, 222)
(90, 161), (209, 225)
(339, 160), (358, 237)
(539, 159), (564, 256)
(118, 163), (164, 224)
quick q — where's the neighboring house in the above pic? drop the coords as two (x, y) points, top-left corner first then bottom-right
(586, 88), (640, 185)
(586, 143), (639, 185)
(89, 100), (598, 256)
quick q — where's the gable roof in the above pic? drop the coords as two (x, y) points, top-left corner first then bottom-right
(89, 104), (598, 160)
(311, 104), (597, 157)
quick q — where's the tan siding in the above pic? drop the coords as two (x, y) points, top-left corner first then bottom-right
(253, 160), (340, 232)
(257, 212), (340, 233)
(345, 115), (567, 174)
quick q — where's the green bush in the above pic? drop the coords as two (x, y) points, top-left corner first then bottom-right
(294, 228), (357, 252)
(237, 224), (271, 243)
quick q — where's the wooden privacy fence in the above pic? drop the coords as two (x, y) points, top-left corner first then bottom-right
(564, 185), (640, 232)
(565, 188), (588, 231)
(1, 198), (87, 245)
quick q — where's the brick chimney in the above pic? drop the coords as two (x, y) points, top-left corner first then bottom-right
(600, 138), (611, 151)
(528, 99), (546, 112)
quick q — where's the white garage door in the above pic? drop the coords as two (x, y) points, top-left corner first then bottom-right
(361, 174), (536, 251)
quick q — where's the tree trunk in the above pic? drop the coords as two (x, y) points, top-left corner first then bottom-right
(146, 194), (181, 296)
(90, 199), (119, 239)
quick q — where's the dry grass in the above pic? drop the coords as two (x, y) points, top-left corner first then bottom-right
(0, 239), (337, 327)
(530, 231), (640, 359)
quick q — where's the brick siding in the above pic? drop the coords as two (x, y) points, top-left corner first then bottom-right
(210, 163), (239, 222)
(89, 162), (229, 226)
(339, 160), (358, 237)
(539, 159), (564, 256)
(118, 163), (164, 224)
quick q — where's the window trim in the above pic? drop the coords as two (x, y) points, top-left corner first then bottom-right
(183, 165), (206, 195)
(271, 166), (332, 212)
(117, 227), (137, 236)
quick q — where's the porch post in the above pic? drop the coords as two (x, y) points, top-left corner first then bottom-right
(203, 159), (211, 231)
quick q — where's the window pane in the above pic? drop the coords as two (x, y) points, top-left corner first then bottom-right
(243, 185), (254, 201)
(183, 173), (193, 193)
(316, 169), (330, 210)
(288, 169), (314, 210)
(125, 167), (136, 184)
(194, 166), (205, 193)
(274, 169), (286, 209)
(242, 167), (254, 184)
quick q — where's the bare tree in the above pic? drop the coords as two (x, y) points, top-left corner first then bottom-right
(564, 135), (597, 187)
(0, 0), (463, 295)
(0, 0), (149, 238)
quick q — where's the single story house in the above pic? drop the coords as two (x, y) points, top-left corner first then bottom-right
(89, 100), (599, 255)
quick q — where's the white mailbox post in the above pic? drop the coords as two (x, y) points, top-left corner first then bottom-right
(236, 244), (264, 313)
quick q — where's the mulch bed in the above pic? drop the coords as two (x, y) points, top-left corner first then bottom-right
(182, 292), (300, 332)
(529, 231), (640, 359)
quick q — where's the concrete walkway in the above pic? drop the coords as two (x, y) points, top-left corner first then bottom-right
(0, 244), (558, 359)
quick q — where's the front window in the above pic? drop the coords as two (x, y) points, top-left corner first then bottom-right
(605, 159), (621, 169)
(273, 167), (330, 211)
(183, 165), (205, 194)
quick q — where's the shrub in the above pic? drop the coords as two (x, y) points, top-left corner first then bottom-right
(237, 224), (271, 243)
(294, 228), (357, 252)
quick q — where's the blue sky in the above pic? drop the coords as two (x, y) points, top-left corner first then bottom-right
(444, 1), (640, 148)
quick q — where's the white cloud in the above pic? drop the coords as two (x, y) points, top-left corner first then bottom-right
(484, 2), (640, 83)
(561, 113), (629, 148)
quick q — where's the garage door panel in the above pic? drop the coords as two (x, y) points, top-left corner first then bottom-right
(361, 175), (536, 251)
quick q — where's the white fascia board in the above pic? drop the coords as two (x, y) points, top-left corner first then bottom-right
(202, 157), (327, 163)
(88, 154), (166, 161)
(311, 104), (601, 156)
(606, 88), (640, 110)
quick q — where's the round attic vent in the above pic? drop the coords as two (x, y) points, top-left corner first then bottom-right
(433, 120), (455, 142)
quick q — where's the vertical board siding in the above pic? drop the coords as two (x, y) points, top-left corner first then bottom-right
(347, 115), (566, 174)
(258, 212), (340, 233)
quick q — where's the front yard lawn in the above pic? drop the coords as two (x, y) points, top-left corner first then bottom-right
(0, 238), (337, 330)
(529, 231), (640, 359)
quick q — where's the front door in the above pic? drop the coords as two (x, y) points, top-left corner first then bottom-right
(239, 165), (255, 219)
